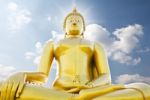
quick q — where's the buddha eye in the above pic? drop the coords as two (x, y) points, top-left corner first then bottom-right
(70, 20), (74, 23)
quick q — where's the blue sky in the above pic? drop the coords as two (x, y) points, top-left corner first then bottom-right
(0, 0), (150, 86)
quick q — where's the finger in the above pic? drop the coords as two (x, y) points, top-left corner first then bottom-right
(0, 83), (5, 100)
(2, 82), (8, 100)
(67, 87), (80, 93)
(0, 81), (3, 90)
(0, 83), (4, 100)
(16, 75), (26, 98)
(6, 82), (13, 100)
(16, 80), (25, 98)
(1, 82), (8, 100)
(10, 81), (19, 100)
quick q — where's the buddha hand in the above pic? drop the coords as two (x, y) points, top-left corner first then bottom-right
(78, 83), (93, 89)
(0, 72), (26, 100)
(66, 83), (93, 93)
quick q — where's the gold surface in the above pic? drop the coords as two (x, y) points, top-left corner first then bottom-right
(0, 8), (150, 100)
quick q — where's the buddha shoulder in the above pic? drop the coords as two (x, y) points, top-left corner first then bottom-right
(55, 38), (94, 46)
(42, 40), (54, 51)
(43, 39), (104, 52)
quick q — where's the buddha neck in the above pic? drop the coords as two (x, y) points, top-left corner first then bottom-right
(65, 34), (84, 39)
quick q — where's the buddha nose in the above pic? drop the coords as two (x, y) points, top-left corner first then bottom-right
(73, 23), (77, 26)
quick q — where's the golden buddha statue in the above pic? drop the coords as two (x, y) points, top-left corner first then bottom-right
(0, 8), (150, 100)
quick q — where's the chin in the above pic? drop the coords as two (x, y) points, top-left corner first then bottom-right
(69, 30), (80, 35)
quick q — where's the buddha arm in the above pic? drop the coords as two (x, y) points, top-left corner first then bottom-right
(25, 41), (54, 84)
(89, 42), (111, 87)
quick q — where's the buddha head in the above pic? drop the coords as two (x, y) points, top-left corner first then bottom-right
(64, 8), (85, 37)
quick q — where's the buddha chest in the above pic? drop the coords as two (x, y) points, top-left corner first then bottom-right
(53, 38), (94, 88)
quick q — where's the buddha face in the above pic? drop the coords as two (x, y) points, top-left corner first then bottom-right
(65, 15), (84, 36)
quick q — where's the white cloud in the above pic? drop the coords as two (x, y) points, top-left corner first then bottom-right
(8, 2), (18, 12)
(0, 64), (16, 80)
(136, 47), (150, 53)
(24, 52), (35, 60)
(35, 42), (43, 54)
(33, 55), (41, 65)
(24, 42), (44, 65)
(7, 2), (31, 32)
(51, 30), (63, 41)
(132, 57), (141, 65)
(116, 74), (150, 84)
(112, 51), (141, 65)
(112, 24), (143, 54)
(48, 16), (51, 22)
(85, 24), (143, 65)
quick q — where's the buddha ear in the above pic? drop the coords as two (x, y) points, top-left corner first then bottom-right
(81, 32), (84, 38)
(64, 32), (68, 38)
(81, 32), (83, 36)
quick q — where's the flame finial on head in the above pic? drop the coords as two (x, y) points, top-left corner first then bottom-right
(72, 7), (77, 13)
